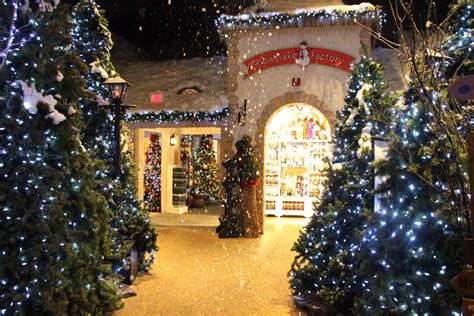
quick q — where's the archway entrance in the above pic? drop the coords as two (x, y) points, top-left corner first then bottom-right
(264, 103), (332, 218)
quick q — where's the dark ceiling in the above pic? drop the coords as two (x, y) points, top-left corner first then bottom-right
(63, 0), (453, 60)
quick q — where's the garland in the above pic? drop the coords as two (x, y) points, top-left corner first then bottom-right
(126, 106), (230, 123)
(216, 5), (384, 34)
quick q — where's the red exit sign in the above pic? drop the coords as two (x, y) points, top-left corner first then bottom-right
(150, 92), (163, 105)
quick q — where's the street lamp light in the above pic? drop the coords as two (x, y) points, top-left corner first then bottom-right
(106, 76), (129, 101)
(103, 76), (135, 179)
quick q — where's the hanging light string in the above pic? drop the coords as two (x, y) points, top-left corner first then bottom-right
(216, 4), (384, 37)
(0, 0), (37, 71)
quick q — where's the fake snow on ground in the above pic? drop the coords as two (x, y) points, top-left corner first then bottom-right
(116, 56), (227, 114)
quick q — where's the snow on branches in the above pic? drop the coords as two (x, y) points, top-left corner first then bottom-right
(345, 108), (358, 126)
(95, 95), (110, 106)
(345, 83), (373, 126)
(37, 0), (60, 13)
(355, 83), (372, 112)
(357, 124), (373, 158)
(19, 80), (66, 124)
(56, 70), (64, 82)
(89, 60), (109, 79)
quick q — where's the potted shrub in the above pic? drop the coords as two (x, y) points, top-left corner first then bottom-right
(235, 135), (259, 187)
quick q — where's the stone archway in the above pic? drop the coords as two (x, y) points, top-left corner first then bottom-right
(253, 91), (336, 215)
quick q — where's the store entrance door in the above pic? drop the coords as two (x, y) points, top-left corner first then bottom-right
(263, 103), (332, 218)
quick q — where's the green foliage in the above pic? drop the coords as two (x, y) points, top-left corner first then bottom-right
(355, 88), (464, 314)
(71, 0), (157, 272)
(442, 1), (474, 138)
(289, 57), (394, 312)
(235, 135), (259, 182)
(353, 3), (471, 313)
(193, 135), (220, 200)
(290, 3), (471, 313)
(442, 1), (474, 78)
(0, 4), (121, 314)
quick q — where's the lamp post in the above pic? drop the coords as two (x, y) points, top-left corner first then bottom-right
(103, 76), (135, 179)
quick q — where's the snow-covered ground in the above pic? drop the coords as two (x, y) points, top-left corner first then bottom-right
(115, 57), (228, 114)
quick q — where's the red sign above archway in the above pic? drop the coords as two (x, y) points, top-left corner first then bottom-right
(243, 46), (355, 78)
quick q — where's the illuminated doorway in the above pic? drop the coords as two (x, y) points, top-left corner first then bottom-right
(264, 103), (332, 217)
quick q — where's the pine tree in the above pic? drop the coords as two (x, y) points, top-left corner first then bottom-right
(0, 3), (121, 314)
(442, 1), (474, 80)
(71, 0), (157, 271)
(144, 133), (162, 212)
(289, 57), (393, 312)
(354, 3), (470, 313)
(193, 135), (220, 201)
(355, 88), (464, 314)
(441, 1), (474, 136)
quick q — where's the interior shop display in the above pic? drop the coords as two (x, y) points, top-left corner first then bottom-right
(264, 104), (331, 217)
(172, 167), (187, 207)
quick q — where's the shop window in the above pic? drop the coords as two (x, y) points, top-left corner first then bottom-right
(264, 103), (332, 218)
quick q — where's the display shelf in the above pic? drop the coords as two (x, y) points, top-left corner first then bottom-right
(264, 104), (332, 217)
(166, 165), (188, 214)
(172, 167), (187, 206)
(264, 138), (330, 217)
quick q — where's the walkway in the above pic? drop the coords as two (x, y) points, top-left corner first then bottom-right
(115, 217), (308, 316)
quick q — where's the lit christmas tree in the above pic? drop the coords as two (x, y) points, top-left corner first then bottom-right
(71, 0), (157, 271)
(289, 57), (393, 312)
(355, 88), (465, 314)
(442, 1), (474, 80)
(193, 135), (220, 201)
(0, 3), (121, 314)
(144, 134), (162, 212)
(353, 3), (471, 313)
(441, 1), (474, 136)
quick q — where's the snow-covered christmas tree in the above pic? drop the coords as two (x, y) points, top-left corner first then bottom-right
(0, 4), (121, 314)
(289, 56), (393, 313)
(193, 135), (220, 201)
(144, 134), (162, 212)
(71, 0), (157, 271)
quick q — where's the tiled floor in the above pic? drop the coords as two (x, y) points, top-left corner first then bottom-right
(147, 205), (223, 228)
(115, 217), (309, 316)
